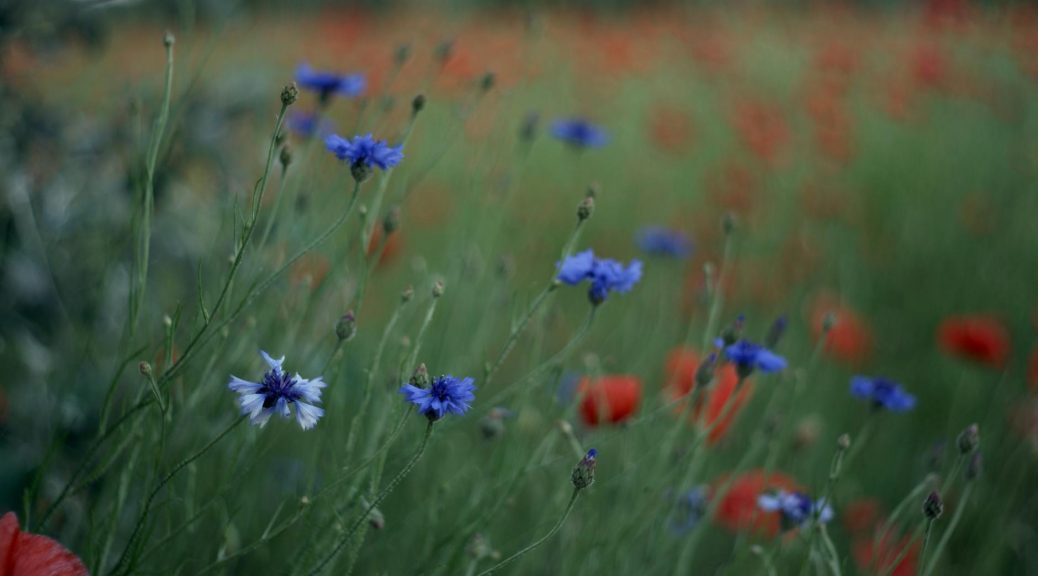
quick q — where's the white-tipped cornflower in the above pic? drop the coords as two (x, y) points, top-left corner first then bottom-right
(400, 375), (476, 421)
(228, 351), (326, 430)
(557, 249), (642, 305)
(757, 490), (833, 531)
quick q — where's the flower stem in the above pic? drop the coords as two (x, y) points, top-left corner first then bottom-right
(306, 421), (433, 576)
(476, 488), (581, 576)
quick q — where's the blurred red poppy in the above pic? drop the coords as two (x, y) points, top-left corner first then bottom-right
(810, 294), (874, 367)
(665, 348), (752, 444)
(0, 512), (87, 576)
(937, 315), (1010, 368)
(713, 470), (802, 536)
(647, 104), (694, 154)
(842, 498), (882, 535)
(578, 375), (642, 426)
(852, 532), (919, 576)
(367, 226), (402, 267)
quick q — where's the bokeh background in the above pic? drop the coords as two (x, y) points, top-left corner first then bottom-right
(2, 0), (1038, 574)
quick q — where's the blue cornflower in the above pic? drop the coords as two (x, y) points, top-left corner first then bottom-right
(724, 339), (787, 379)
(557, 249), (643, 305)
(286, 111), (333, 140)
(400, 374), (476, 421)
(850, 376), (916, 412)
(325, 133), (404, 183)
(295, 63), (366, 102)
(550, 118), (610, 149)
(228, 351), (326, 430)
(757, 490), (833, 531)
(636, 227), (693, 258)
(668, 486), (709, 535)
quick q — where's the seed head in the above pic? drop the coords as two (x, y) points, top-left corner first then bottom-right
(412, 93), (426, 115)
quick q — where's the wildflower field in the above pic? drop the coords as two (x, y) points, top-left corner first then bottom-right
(3, 2), (1038, 574)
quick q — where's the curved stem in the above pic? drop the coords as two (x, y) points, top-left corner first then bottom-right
(476, 489), (581, 576)
(109, 416), (245, 576)
(306, 421), (433, 575)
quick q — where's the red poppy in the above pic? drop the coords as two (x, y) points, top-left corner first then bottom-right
(731, 100), (790, 166)
(713, 470), (802, 536)
(852, 532), (919, 576)
(937, 315), (1011, 368)
(367, 226), (402, 267)
(646, 104), (694, 154)
(810, 294), (873, 367)
(578, 375), (642, 426)
(0, 512), (87, 576)
(665, 348), (752, 444)
(842, 498), (883, 535)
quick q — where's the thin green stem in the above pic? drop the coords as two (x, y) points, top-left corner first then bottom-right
(306, 421), (434, 575)
(476, 489), (581, 576)
(923, 482), (972, 576)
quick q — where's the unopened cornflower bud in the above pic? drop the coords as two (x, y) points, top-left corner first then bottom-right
(720, 314), (745, 347)
(394, 43), (412, 66)
(383, 205), (401, 235)
(966, 451), (982, 481)
(163, 31), (175, 47)
(694, 353), (717, 388)
(432, 280), (445, 298)
(480, 72), (495, 93)
(138, 361), (152, 376)
(577, 196), (595, 222)
(401, 285), (415, 303)
(923, 491), (944, 520)
(837, 433), (851, 451)
(571, 448), (597, 490)
(412, 93), (426, 115)
(435, 40), (454, 65)
(722, 212), (736, 235)
(765, 315), (788, 349)
(520, 112), (539, 143)
(335, 311), (357, 342)
(822, 312), (838, 333)
(410, 363), (430, 389)
(279, 144), (293, 170)
(957, 423), (980, 455)
(281, 82), (298, 107)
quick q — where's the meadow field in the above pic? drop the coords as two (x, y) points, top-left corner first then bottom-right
(2, 2), (1038, 574)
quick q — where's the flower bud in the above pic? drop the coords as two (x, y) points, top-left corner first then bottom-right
(138, 361), (152, 376)
(923, 491), (944, 520)
(279, 144), (293, 171)
(722, 212), (736, 236)
(410, 363), (430, 389)
(383, 205), (401, 236)
(401, 286), (415, 303)
(412, 93), (426, 115)
(480, 72), (496, 93)
(571, 448), (597, 490)
(335, 311), (357, 342)
(281, 82), (299, 107)
(577, 196), (595, 222)
(837, 433), (851, 451)
(957, 423), (979, 455)
(432, 280), (445, 298)
(163, 31), (175, 47)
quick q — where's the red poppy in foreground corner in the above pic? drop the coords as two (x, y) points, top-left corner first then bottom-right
(0, 512), (87, 576)
(578, 375), (642, 426)
(937, 314), (1010, 368)
(713, 470), (802, 536)
(665, 348), (752, 444)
